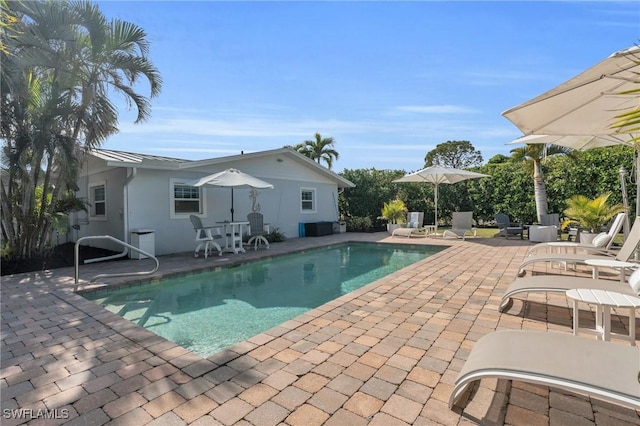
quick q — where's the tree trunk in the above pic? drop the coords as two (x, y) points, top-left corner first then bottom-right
(532, 160), (548, 223)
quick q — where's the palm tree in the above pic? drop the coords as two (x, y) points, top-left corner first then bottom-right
(294, 133), (339, 169)
(1, 0), (161, 259)
(510, 144), (575, 223)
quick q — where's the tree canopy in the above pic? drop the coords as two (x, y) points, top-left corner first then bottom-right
(1, 0), (161, 260)
(339, 145), (634, 228)
(290, 133), (339, 169)
(424, 140), (483, 169)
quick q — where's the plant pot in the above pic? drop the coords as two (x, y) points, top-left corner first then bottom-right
(387, 224), (401, 234)
(578, 232), (597, 245)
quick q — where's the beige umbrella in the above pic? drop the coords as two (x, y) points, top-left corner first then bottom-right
(505, 134), (635, 151)
(502, 45), (640, 214)
(502, 45), (640, 137)
(393, 166), (490, 232)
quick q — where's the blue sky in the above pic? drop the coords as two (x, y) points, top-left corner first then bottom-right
(96, 1), (640, 172)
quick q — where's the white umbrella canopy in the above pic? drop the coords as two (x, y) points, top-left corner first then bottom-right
(502, 45), (640, 137)
(502, 45), (640, 214)
(505, 134), (635, 151)
(393, 166), (490, 232)
(188, 168), (274, 221)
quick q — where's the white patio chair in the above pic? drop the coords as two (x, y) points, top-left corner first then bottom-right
(189, 215), (223, 258)
(247, 212), (270, 250)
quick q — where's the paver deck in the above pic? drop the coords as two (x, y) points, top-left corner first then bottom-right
(1, 232), (638, 425)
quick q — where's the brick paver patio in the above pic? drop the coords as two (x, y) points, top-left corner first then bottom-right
(1, 232), (638, 425)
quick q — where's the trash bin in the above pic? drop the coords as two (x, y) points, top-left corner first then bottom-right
(130, 229), (155, 259)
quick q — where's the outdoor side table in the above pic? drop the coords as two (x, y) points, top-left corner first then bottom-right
(566, 288), (640, 346)
(585, 258), (638, 283)
(423, 225), (438, 237)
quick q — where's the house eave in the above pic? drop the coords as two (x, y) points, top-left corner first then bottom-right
(89, 147), (355, 188)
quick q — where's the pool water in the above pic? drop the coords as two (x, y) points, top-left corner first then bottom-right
(83, 242), (442, 357)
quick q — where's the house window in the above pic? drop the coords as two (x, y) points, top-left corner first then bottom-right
(170, 179), (205, 218)
(89, 181), (107, 220)
(301, 188), (316, 213)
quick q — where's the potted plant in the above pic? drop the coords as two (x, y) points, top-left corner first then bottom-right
(380, 199), (407, 234)
(561, 193), (627, 244)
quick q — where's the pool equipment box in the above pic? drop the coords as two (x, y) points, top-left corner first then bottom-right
(130, 229), (155, 259)
(304, 222), (334, 237)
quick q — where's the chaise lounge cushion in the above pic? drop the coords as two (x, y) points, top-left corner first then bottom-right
(592, 232), (611, 248)
(449, 330), (640, 410)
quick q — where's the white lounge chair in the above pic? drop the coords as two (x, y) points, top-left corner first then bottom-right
(442, 211), (477, 240)
(526, 212), (627, 257)
(517, 216), (640, 277)
(391, 212), (430, 238)
(500, 267), (640, 312)
(449, 330), (640, 410)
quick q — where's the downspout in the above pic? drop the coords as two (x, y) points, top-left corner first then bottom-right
(84, 167), (137, 264)
(123, 167), (137, 246)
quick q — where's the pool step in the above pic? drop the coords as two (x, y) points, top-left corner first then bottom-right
(137, 300), (158, 327)
(117, 299), (153, 324)
(98, 293), (157, 327)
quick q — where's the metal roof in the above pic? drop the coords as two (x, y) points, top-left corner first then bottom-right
(88, 149), (188, 164)
(88, 147), (355, 188)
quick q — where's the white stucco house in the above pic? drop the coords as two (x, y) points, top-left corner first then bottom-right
(72, 147), (355, 256)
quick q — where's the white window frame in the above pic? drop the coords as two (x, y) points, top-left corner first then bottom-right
(170, 178), (207, 219)
(300, 187), (316, 213)
(89, 180), (107, 221)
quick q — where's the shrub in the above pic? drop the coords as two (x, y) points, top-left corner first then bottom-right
(266, 227), (286, 243)
(346, 216), (373, 232)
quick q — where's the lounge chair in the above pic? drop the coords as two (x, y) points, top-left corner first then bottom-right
(442, 211), (477, 240)
(500, 268), (639, 312)
(495, 213), (525, 239)
(526, 212), (627, 257)
(449, 330), (640, 410)
(189, 215), (223, 258)
(391, 212), (429, 238)
(517, 216), (640, 277)
(247, 212), (269, 250)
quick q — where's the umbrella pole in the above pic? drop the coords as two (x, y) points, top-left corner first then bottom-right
(636, 149), (640, 219)
(434, 183), (438, 233)
(231, 188), (234, 221)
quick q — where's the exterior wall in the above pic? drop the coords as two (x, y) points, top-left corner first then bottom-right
(77, 152), (345, 256)
(73, 159), (127, 252)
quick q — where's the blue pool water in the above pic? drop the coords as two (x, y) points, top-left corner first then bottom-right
(83, 242), (442, 357)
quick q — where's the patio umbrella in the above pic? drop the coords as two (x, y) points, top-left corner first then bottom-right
(505, 134), (635, 151)
(502, 45), (640, 214)
(502, 45), (640, 137)
(188, 168), (274, 221)
(393, 166), (490, 232)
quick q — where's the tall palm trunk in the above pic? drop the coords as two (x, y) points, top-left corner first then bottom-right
(532, 159), (548, 223)
(1, 0), (161, 261)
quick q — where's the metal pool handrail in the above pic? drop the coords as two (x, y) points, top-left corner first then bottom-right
(74, 236), (159, 287)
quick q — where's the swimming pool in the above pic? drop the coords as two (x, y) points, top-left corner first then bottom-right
(83, 242), (442, 357)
